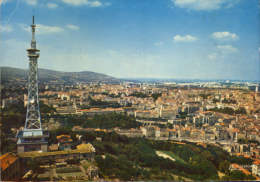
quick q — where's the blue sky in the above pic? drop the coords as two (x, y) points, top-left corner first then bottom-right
(0, 0), (259, 80)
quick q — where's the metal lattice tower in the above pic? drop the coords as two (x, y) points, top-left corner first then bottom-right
(24, 16), (41, 130)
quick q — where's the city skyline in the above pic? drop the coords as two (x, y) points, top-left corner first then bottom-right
(0, 0), (259, 80)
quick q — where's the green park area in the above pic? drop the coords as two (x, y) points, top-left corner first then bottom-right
(90, 132), (255, 181)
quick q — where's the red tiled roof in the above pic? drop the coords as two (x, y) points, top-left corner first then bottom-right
(0, 153), (18, 171)
(57, 134), (71, 139)
(253, 159), (260, 165)
(231, 163), (251, 176)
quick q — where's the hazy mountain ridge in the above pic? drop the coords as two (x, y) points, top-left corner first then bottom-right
(0, 67), (119, 84)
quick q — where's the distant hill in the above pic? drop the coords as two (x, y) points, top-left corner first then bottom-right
(0, 67), (119, 84)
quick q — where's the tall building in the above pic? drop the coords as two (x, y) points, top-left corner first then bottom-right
(17, 16), (49, 153)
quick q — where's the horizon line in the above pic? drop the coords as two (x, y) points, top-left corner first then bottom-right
(1, 66), (259, 82)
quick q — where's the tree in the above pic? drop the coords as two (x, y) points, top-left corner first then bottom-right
(230, 156), (253, 165)
(39, 101), (56, 114)
(219, 160), (230, 174)
(26, 158), (41, 172)
(223, 170), (256, 181)
(151, 93), (162, 102)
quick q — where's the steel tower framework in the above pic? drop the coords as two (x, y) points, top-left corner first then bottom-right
(17, 16), (48, 153)
(24, 16), (42, 130)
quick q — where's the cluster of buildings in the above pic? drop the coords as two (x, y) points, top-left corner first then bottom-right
(61, 82), (259, 178)
(2, 81), (260, 179)
(0, 142), (96, 181)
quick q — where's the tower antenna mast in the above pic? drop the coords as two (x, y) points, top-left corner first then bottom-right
(17, 16), (49, 153)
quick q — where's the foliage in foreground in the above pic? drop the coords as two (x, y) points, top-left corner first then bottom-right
(90, 132), (246, 181)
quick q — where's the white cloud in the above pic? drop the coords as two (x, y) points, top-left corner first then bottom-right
(208, 53), (217, 60)
(21, 23), (80, 34)
(1, 0), (108, 8)
(66, 24), (80, 30)
(217, 45), (238, 53)
(47, 3), (58, 9)
(173, 35), (198, 42)
(20, 24), (64, 34)
(35, 24), (64, 34)
(89, 1), (102, 7)
(208, 44), (238, 61)
(61, 0), (104, 7)
(212, 31), (239, 41)
(62, 0), (87, 6)
(0, 0), (37, 6)
(154, 41), (164, 46)
(172, 0), (239, 11)
(0, 24), (13, 32)
(23, 0), (37, 6)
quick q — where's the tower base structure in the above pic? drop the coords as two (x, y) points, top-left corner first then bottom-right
(17, 130), (49, 153)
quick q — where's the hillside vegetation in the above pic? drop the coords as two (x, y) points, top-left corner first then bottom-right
(0, 67), (119, 84)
